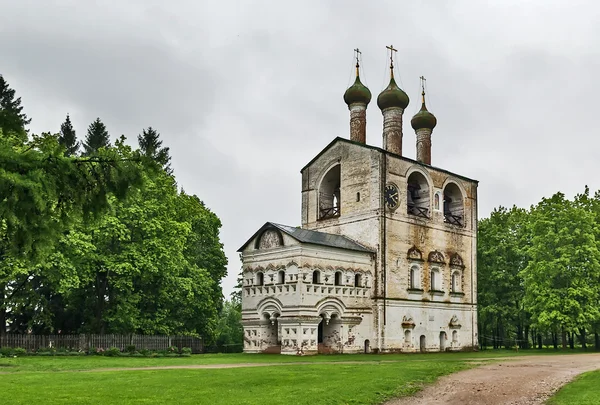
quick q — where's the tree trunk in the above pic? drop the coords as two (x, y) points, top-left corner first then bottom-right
(561, 328), (567, 349)
(568, 332), (575, 349)
(537, 333), (543, 349)
(552, 332), (558, 350)
(524, 325), (530, 349)
(0, 282), (6, 337)
(579, 328), (587, 350)
(595, 330), (599, 351)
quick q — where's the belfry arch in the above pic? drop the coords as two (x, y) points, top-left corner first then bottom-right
(318, 164), (341, 220)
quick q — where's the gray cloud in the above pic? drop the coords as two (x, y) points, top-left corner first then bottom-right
(2, 0), (600, 297)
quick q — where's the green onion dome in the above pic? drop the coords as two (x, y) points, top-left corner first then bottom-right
(411, 97), (437, 130)
(377, 77), (410, 110)
(343, 74), (372, 106)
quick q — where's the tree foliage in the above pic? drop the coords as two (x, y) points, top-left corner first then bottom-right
(1, 79), (227, 342)
(479, 187), (600, 350)
(0, 74), (30, 142)
(83, 118), (110, 155)
(138, 127), (171, 173)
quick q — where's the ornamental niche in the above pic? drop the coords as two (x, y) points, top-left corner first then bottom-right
(258, 229), (283, 250)
(428, 250), (445, 264)
(450, 253), (464, 268)
(407, 246), (423, 261)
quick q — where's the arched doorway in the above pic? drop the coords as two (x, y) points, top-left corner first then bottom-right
(364, 339), (370, 354)
(420, 335), (426, 352)
(440, 332), (447, 352)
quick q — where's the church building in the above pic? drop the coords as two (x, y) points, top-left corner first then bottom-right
(238, 48), (478, 354)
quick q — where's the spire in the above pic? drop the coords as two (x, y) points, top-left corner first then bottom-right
(343, 48), (371, 144)
(412, 76), (437, 165)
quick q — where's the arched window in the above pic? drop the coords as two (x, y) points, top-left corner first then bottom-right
(430, 268), (440, 291)
(355, 273), (362, 287)
(319, 165), (341, 220)
(256, 272), (264, 286)
(334, 271), (342, 286)
(409, 266), (420, 289)
(278, 270), (285, 285)
(407, 171), (430, 218)
(443, 183), (464, 226)
(404, 329), (411, 344)
(451, 272), (460, 292)
(312, 270), (321, 284)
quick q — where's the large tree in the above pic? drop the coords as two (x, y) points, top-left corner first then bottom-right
(138, 127), (172, 173)
(0, 75), (30, 141)
(58, 114), (79, 156)
(83, 118), (110, 155)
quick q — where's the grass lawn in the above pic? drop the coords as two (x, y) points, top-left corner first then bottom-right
(0, 349), (592, 405)
(547, 369), (600, 405)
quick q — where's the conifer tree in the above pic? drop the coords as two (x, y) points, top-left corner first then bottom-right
(58, 114), (79, 156)
(138, 126), (172, 173)
(83, 118), (110, 155)
(0, 74), (30, 141)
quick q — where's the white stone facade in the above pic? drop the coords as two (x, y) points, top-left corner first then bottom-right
(239, 138), (478, 355)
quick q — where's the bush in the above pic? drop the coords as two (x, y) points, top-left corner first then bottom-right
(0, 347), (13, 357)
(125, 345), (136, 354)
(139, 349), (151, 357)
(181, 347), (192, 356)
(105, 347), (121, 357)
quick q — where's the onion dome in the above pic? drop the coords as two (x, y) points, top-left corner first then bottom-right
(411, 92), (437, 130)
(343, 66), (372, 106)
(377, 77), (410, 111)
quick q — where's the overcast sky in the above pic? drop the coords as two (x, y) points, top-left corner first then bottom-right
(2, 0), (599, 297)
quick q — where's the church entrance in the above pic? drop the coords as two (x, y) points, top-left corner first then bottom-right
(261, 313), (281, 354)
(420, 335), (426, 352)
(317, 314), (341, 354)
(440, 332), (447, 352)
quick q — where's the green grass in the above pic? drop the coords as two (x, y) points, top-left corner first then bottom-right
(0, 361), (468, 405)
(547, 369), (600, 405)
(0, 349), (592, 405)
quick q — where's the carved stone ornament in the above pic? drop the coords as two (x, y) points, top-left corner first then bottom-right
(450, 253), (464, 268)
(258, 229), (282, 250)
(449, 315), (462, 328)
(428, 250), (445, 264)
(407, 246), (423, 261)
(401, 315), (415, 329)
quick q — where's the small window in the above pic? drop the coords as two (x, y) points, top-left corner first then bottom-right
(355, 273), (362, 287)
(256, 272), (264, 286)
(409, 266), (420, 289)
(430, 269), (440, 291)
(334, 271), (342, 286)
(312, 270), (321, 284)
(451, 272), (460, 292)
(278, 270), (285, 284)
(356, 192), (360, 202)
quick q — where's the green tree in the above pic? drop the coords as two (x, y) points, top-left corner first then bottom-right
(58, 114), (79, 156)
(521, 190), (600, 349)
(138, 127), (171, 173)
(478, 206), (530, 349)
(215, 300), (244, 352)
(0, 75), (30, 142)
(83, 118), (110, 155)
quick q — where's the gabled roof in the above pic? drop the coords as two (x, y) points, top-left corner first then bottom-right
(237, 222), (375, 254)
(300, 137), (478, 184)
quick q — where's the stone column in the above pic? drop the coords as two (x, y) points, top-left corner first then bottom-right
(382, 107), (403, 155)
(349, 103), (367, 144)
(416, 128), (432, 164)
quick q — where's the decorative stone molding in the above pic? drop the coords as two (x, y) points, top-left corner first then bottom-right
(401, 315), (416, 329)
(407, 246), (423, 261)
(428, 250), (445, 264)
(449, 253), (465, 268)
(257, 228), (283, 250)
(449, 315), (462, 329)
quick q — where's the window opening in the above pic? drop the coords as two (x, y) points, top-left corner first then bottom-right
(278, 270), (285, 285)
(319, 165), (341, 220)
(312, 270), (321, 284)
(407, 172), (430, 218)
(334, 271), (342, 286)
(256, 272), (264, 286)
(443, 183), (464, 226)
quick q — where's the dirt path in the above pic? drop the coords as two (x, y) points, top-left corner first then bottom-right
(385, 353), (600, 405)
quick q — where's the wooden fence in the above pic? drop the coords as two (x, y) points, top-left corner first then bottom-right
(0, 334), (203, 353)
